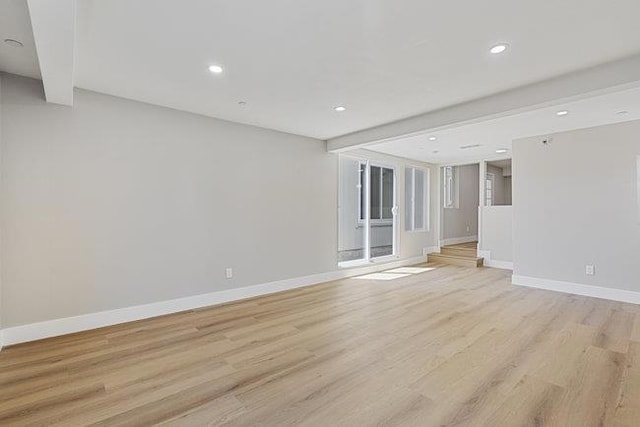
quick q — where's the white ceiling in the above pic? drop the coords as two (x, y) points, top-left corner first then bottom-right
(70, 0), (640, 139)
(0, 0), (40, 79)
(3, 0), (640, 143)
(367, 87), (640, 164)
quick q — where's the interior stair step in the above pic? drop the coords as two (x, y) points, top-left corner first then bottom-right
(428, 253), (484, 267)
(427, 242), (483, 267)
(440, 246), (478, 257)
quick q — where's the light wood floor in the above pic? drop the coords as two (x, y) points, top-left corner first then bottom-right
(2, 264), (640, 426)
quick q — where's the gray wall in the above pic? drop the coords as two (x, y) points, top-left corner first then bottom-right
(443, 164), (479, 240)
(480, 206), (513, 262)
(0, 73), (438, 329)
(0, 74), (341, 328)
(513, 120), (640, 291)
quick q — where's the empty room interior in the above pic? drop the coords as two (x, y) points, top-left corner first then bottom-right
(2, 0), (640, 425)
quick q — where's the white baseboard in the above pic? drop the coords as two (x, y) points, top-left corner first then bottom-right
(478, 250), (513, 270)
(0, 255), (426, 347)
(485, 260), (514, 270)
(440, 236), (477, 246)
(512, 275), (640, 305)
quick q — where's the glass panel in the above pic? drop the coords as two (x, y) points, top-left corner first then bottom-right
(444, 166), (454, 208)
(415, 169), (425, 230)
(405, 168), (413, 231)
(358, 162), (366, 220)
(371, 166), (394, 258)
(370, 166), (381, 220)
(381, 168), (394, 219)
(338, 156), (367, 263)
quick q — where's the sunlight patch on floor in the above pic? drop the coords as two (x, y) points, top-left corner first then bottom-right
(386, 267), (435, 274)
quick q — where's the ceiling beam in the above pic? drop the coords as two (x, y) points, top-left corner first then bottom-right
(27, 0), (75, 106)
(327, 54), (640, 152)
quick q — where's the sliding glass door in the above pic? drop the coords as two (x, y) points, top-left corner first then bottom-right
(338, 155), (397, 266)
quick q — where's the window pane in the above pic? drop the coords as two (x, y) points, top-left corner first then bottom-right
(338, 156), (367, 263)
(405, 168), (413, 231)
(359, 163), (366, 220)
(382, 168), (394, 219)
(444, 166), (454, 208)
(370, 166), (381, 219)
(415, 169), (425, 229)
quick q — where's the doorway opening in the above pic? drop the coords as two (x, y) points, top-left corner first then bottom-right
(440, 163), (479, 246)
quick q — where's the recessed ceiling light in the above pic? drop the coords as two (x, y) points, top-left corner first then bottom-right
(490, 44), (508, 54)
(460, 144), (481, 150)
(238, 101), (247, 106)
(432, 150), (439, 154)
(496, 149), (508, 154)
(428, 136), (437, 141)
(4, 38), (23, 48)
(556, 110), (569, 116)
(617, 110), (629, 115)
(334, 106), (346, 112)
(208, 64), (223, 74)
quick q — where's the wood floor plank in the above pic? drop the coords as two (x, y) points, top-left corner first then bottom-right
(484, 375), (564, 426)
(546, 345), (626, 426)
(155, 394), (247, 427)
(614, 341), (640, 426)
(1, 264), (639, 426)
(629, 313), (640, 343)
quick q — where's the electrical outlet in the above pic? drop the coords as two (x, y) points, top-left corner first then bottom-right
(585, 265), (595, 276)
(225, 268), (233, 279)
(466, 225), (470, 232)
